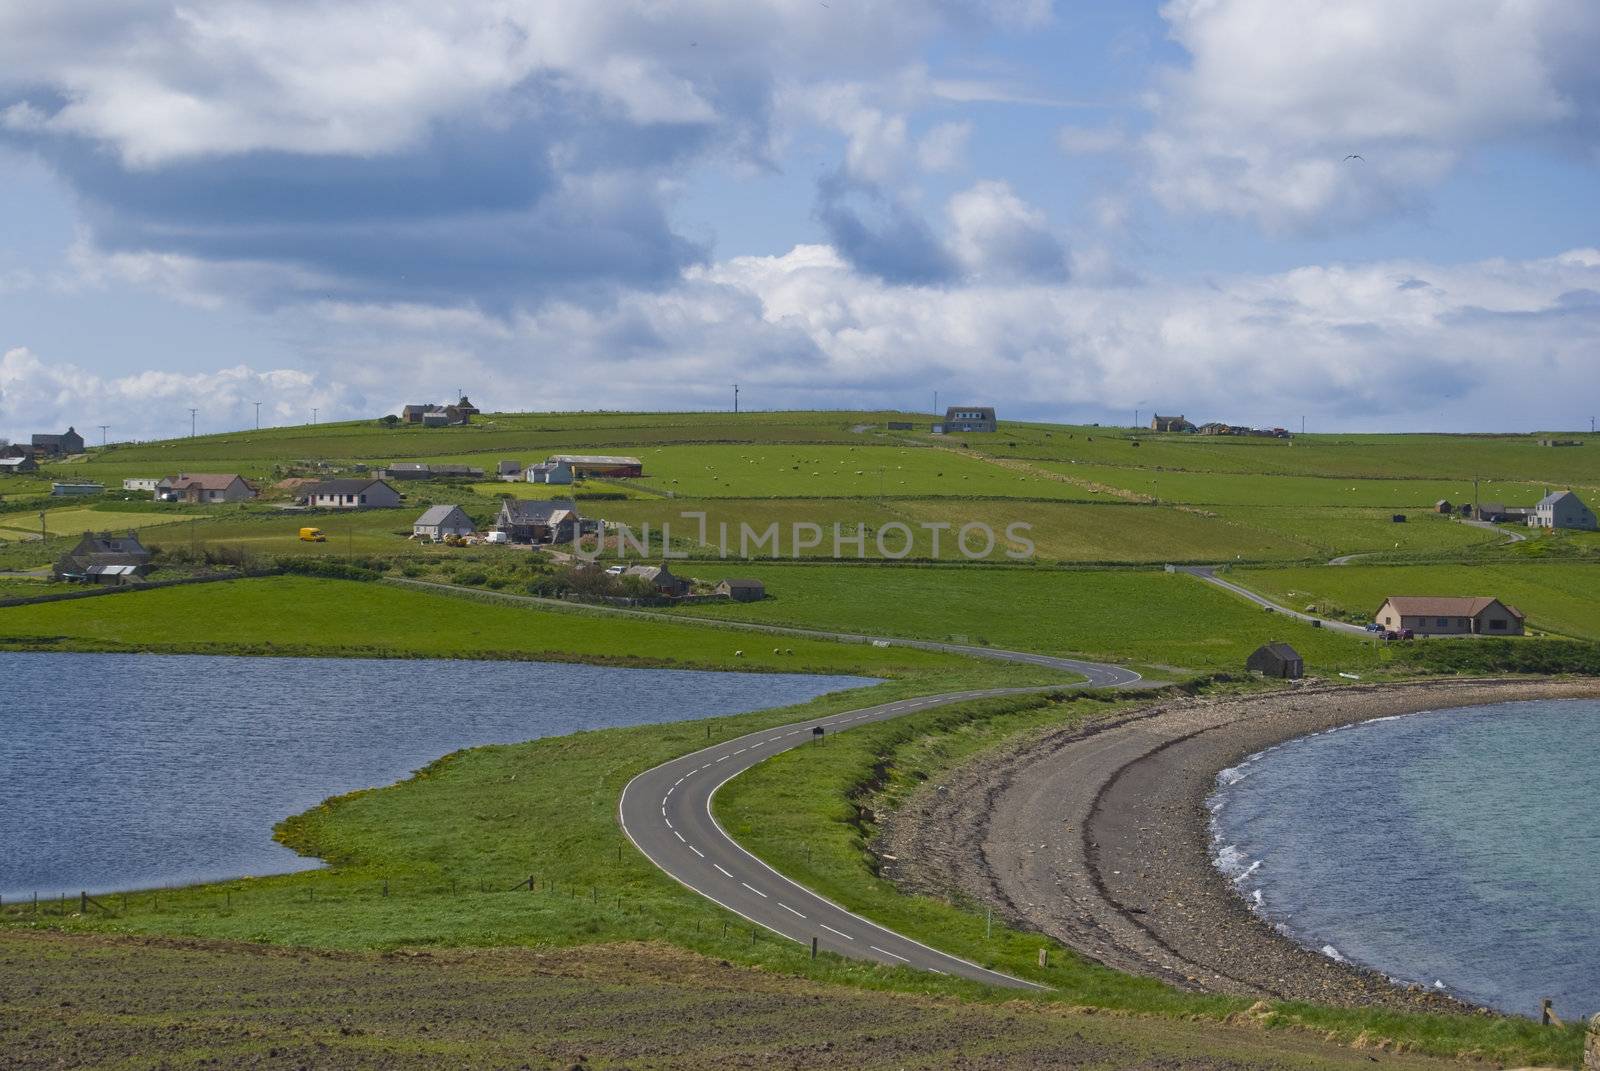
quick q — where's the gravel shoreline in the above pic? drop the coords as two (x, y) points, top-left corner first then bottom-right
(877, 677), (1600, 1012)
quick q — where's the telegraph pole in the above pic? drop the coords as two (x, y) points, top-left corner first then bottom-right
(732, 384), (739, 414)
(1134, 408), (1140, 429)
(311, 408), (318, 426)
(253, 401), (261, 430)
(188, 408), (197, 438)
(98, 425), (109, 447)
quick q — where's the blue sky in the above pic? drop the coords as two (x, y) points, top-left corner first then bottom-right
(1, 1), (1597, 441)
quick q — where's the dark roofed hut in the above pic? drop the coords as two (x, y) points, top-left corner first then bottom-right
(1246, 642), (1304, 679)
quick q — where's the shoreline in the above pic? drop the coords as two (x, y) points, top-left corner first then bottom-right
(878, 676), (1600, 1012)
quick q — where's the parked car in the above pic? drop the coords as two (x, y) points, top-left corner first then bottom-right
(1364, 622), (1384, 633)
(484, 530), (509, 544)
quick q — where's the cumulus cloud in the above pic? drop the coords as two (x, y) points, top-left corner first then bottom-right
(1146, 0), (1600, 231)
(946, 180), (1068, 282)
(0, 347), (363, 442)
(0, 1), (1035, 309)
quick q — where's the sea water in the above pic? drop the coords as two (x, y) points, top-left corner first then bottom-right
(0, 651), (875, 899)
(1210, 698), (1600, 1018)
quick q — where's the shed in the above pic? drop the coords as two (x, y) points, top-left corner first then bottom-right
(715, 578), (765, 602)
(1246, 643), (1304, 679)
(0, 455), (39, 474)
(525, 460), (574, 484)
(1434, 499), (1452, 514)
(624, 562), (691, 596)
(413, 504), (475, 541)
(497, 460), (522, 480)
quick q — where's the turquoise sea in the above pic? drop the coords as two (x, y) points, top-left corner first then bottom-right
(1210, 698), (1600, 1019)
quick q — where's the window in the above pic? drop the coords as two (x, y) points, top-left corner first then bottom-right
(1437, 618), (1449, 627)
(1489, 619), (1507, 630)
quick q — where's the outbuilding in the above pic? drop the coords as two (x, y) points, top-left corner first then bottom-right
(715, 578), (765, 602)
(412, 504), (475, 541)
(625, 562), (690, 596)
(525, 461), (574, 484)
(546, 454), (643, 478)
(0, 455), (39, 475)
(1246, 643), (1304, 679)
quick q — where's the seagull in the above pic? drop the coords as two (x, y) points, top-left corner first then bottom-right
(1344, 153), (1364, 161)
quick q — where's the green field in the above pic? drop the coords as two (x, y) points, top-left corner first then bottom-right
(663, 562), (1373, 673)
(0, 507), (203, 540)
(1234, 561), (1600, 639)
(0, 576), (973, 676)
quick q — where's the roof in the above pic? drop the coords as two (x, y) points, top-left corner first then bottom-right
(1377, 596), (1524, 620)
(415, 505), (469, 526)
(0, 456), (34, 467)
(1251, 642), (1301, 660)
(304, 478), (395, 495)
(943, 406), (996, 419)
(162, 473), (246, 490)
(1152, 414), (1185, 421)
(32, 428), (81, 445)
(547, 454), (642, 466)
(499, 498), (578, 524)
(387, 462), (431, 472)
(1537, 490), (1585, 507)
(718, 578), (763, 589)
(527, 460), (569, 471)
(86, 564), (142, 576)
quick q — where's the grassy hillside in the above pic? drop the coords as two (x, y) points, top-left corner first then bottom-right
(0, 576), (970, 677)
(1234, 562), (1600, 639)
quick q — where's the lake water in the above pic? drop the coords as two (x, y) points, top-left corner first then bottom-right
(1210, 699), (1600, 1019)
(0, 651), (875, 899)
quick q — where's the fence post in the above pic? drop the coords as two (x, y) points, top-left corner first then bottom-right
(382, 879), (389, 898)
(811, 936), (818, 959)
(1583, 1013), (1599, 1071)
(1038, 947), (1048, 968)
(80, 891), (87, 914)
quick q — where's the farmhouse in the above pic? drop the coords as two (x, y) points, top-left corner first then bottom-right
(31, 426), (85, 458)
(714, 578), (765, 602)
(1374, 596), (1525, 636)
(547, 454), (643, 478)
(156, 473), (257, 504)
(413, 504), (475, 541)
(496, 498), (579, 543)
(525, 460), (574, 484)
(301, 478), (402, 510)
(1150, 414), (1194, 433)
(1246, 643), (1303, 679)
(54, 530), (152, 583)
(939, 406), (997, 433)
(1529, 490), (1597, 530)
(399, 396), (478, 426)
(0, 454), (38, 474)
(625, 562), (690, 596)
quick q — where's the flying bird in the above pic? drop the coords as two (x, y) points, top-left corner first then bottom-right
(1344, 153), (1364, 161)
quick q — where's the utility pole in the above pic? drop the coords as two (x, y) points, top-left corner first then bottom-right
(1134, 408), (1140, 429)
(1474, 477), (1480, 520)
(188, 408), (197, 438)
(933, 390), (938, 416)
(311, 408), (318, 426)
(1301, 415), (1306, 435)
(732, 384), (739, 413)
(253, 401), (261, 430)
(98, 425), (109, 447)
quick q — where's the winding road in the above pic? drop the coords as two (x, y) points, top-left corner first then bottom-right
(617, 649), (1147, 988)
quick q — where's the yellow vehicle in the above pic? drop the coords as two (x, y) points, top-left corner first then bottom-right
(298, 527), (327, 542)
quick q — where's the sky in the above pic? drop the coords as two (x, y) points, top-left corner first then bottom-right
(1, 0), (1598, 442)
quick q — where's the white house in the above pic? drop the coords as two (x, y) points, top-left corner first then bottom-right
(302, 478), (402, 510)
(525, 460), (574, 485)
(412, 504), (475, 541)
(1529, 490), (1598, 530)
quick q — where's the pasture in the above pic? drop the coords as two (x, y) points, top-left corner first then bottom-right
(1233, 562), (1600, 640)
(664, 563), (1370, 673)
(0, 507), (203, 541)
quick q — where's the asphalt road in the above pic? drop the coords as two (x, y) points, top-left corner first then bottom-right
(1173, 565), (1371, 636)
(619, 655), (1148, 988)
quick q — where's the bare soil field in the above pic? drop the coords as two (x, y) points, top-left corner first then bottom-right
(878, 678), (1600, 1012)
(0, 930), (1479, 1070)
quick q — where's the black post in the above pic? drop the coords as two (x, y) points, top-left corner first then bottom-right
(811, 936), (818, 959)
(382, 879), (389, 898)
(80, 891), (87, 914)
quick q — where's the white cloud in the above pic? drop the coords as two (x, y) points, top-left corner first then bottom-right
(0, 347), (362, 442)
(917, 121), (972, 172)
(1057, 123), (1126, 155)
(945, 180), (1068, 281)
(1146, 0), (1600, 231)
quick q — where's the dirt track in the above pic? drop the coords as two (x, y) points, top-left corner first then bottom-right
(878, 677), (1600, 1011)
(0, 930), (1477, 1070)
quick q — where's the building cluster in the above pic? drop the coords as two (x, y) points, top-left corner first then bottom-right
(1434, 490), (1597, 531)
(398, 397), (480, 427)
(1, 427), (87, 474)
(1149, 415), (1291, 438)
